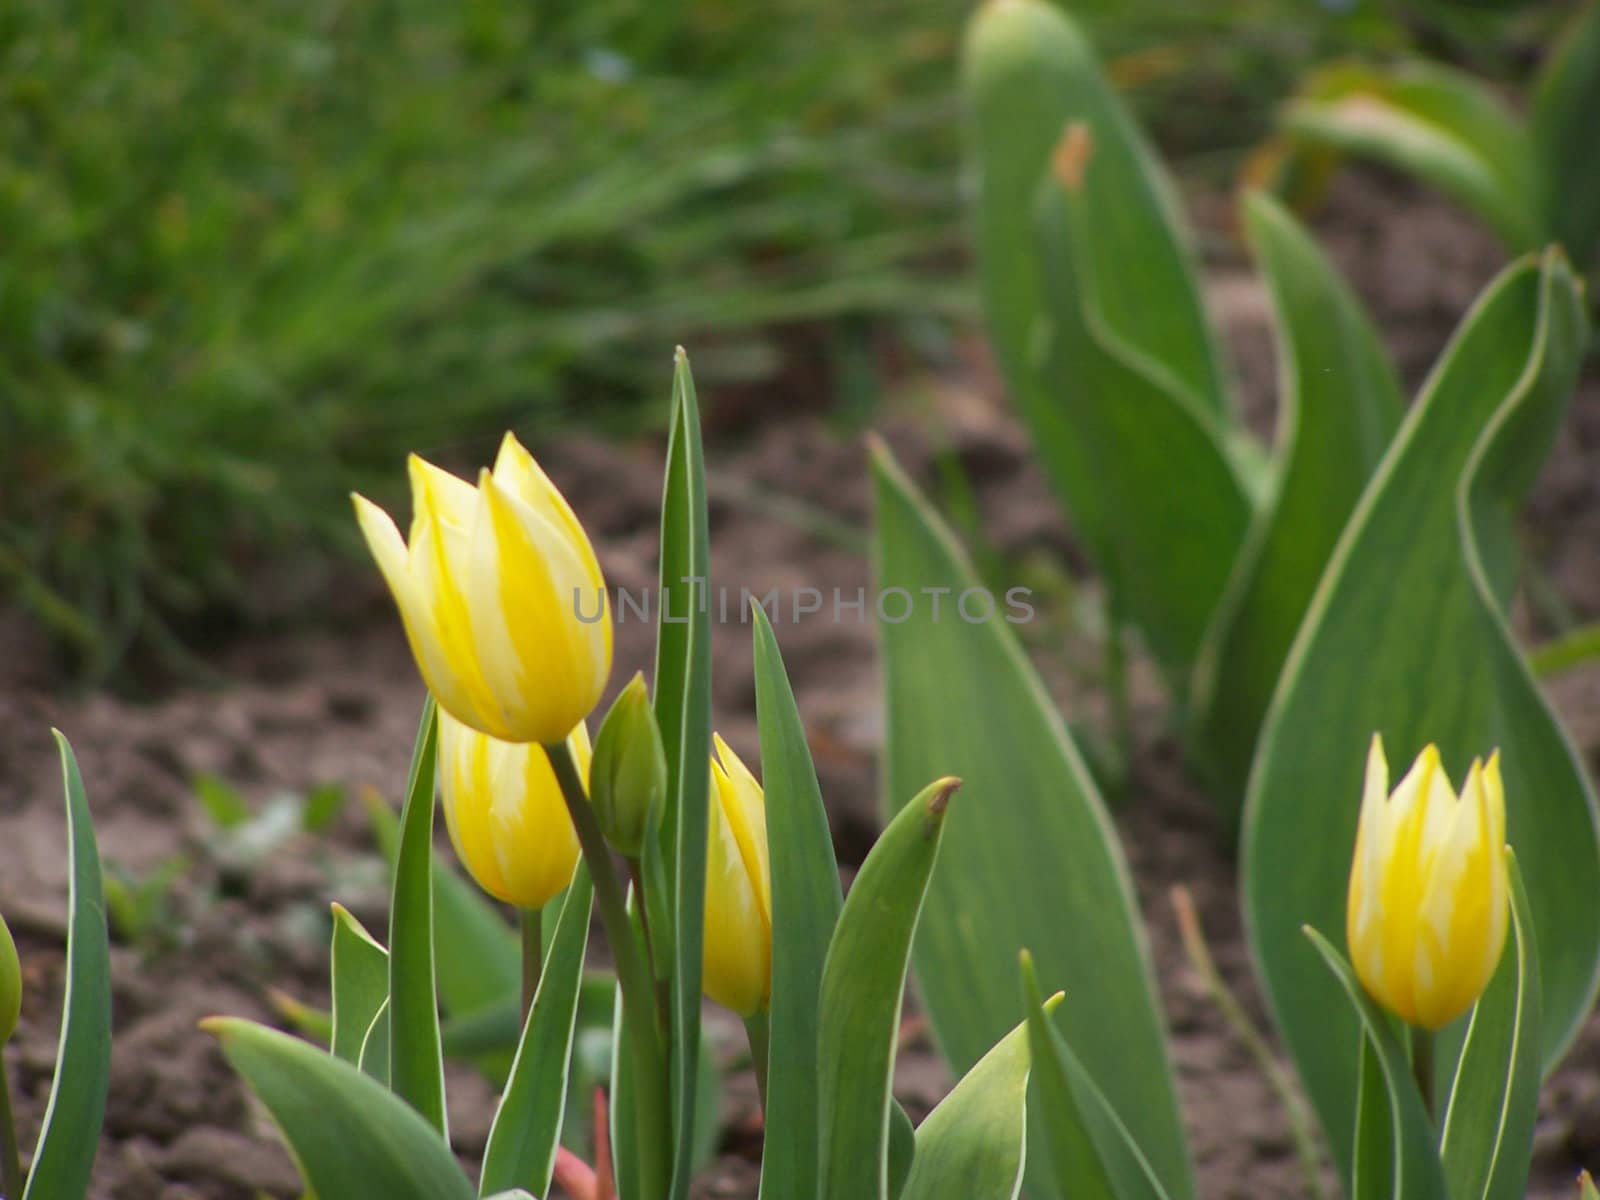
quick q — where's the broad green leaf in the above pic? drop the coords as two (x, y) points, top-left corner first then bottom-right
(652, 348), (713, 1200)
(1189, 191), (1402, 817)
(23, 734), (113, 1200)
(480, 864), (594, 1197)
(364, 785), (521, 1022)
(752, 604), (844, 1200)
(330, 904), (390, 1073)
(388, 697), (448, 1136)
(963, 0), (1247, 679)
(359, 999), (392, 1087)
(1032, 170), (1253, 678)
(818, 776), (958, 1200)
(872, 446), (1193, 1200)
(1439, 850), (1542, 1200)
(1532, 0), (1600, 266)
(1242, 250), (1596, 1177)
(1281, 60), (1541, 251)
(888, 1103), (916, 1200)
(1350, 1034), (1390, 1200)
(205, 1017), (474, 1200)
(900, 1016), (1034, 1200)
(1020, 953), (1164, 1200)
(1304, 930), (1447, 1200)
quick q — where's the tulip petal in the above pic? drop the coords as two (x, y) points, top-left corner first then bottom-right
(438, 709), (514, 902)
(492, 434), (606, 590)
(713, 734), (772, 927)
(704, 772), (772, 1015)
(488, 727), (583, 909)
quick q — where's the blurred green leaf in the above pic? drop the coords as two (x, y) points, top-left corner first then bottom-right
(963, 0), (1247, 680)
(1531, 0), (1600, 265)
(206, 1017), (473, 1200)
(1304, 930), (1447, 1200)
(22, 733), (113, 1200)
(1242, 250), (1597, 1177)
(900, 1016), (1034, 1200)
(1439, 851), (1542, 1200)
(388, 697), (448, 1136)
(872, 444), (1192, 1200)
(480, 865), (593, 1197)
(818, 776), (956, 1200)
(195, 774), (251, 829)
(359, 1001), (393, 1088)
(1189, 191), (1402, 818)
(1281, 60), (1541, 250)
(329, 904), (390, 1073)
(752, 603), (843, 1200)
(653, 349), (713, 1200)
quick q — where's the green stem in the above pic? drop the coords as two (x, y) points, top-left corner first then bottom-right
(546, 739), (671, 1200)
(1529, 621), (1600, 678)
(743, 1011), (770, 1114)
(0, 1057), (24, 1200)
(1412, 1028), (1435, 1120)
(519, 906), (542, 1025)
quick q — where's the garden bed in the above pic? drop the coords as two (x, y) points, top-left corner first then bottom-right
(2, 171), (1597, 1198)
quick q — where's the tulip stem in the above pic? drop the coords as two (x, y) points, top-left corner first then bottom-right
(546, 740), (672, 1200)
(519, 906), (543, 1024)
(0, 1058), (23, 1200)
(1412, 1028), (1435, 1119)
(743, 1012), (770, 1114)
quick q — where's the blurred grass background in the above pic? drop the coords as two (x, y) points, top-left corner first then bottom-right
(0, 0), (1573, 679)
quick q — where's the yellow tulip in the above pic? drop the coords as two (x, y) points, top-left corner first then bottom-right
(1346, 735), (1509, 1030)
(703, 734), (772, 1016)
(438, 708), (585, 909)
(353, 433), (612, 746)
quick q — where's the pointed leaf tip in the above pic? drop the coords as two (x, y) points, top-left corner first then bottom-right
(928, 777), (962, 816)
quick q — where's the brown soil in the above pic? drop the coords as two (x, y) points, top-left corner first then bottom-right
(2, 169), (1599, 1198)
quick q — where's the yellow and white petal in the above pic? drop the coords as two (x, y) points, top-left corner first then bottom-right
(438, 710), (514, 902)
(703, 782), (771, 1016)
(713, 735), (771, 924)
(408, 453), (479, 536)
(487, 733), (581, 910)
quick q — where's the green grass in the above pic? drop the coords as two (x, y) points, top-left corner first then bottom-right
(0, 0), (1569, 677)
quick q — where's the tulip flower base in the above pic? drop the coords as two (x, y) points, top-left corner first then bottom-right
(0, 176), (1598, 1198)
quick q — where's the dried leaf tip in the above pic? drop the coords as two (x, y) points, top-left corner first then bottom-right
(1052, 121), (1095, 191)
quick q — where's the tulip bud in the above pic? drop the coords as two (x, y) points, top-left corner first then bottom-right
(0, 911), (19, 1045)
(1346, 735), (1509, 1030)
(703, 734), (772, 1017)
(589, 673), (667, 859)
(353, 433), (612, 746)
(438, 708), (585, 910)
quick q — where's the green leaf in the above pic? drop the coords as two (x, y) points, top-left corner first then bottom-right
(205, 1018), (474, 1200)
(1350, 1034), (1390, 1200)
(388, 697), (448, 1137)
(1281, 60), (1541, 251)
(1304, 930), (1448, 1200)
(1241, 250), (1597, 1178)
(872, 445), (1193, 1200)
(1532, 0), (1600, 265)
(22, 733), (113, 1200)
(962, 0), (1247, 679)
(818, 776), (958, 1200)
(1020, 953), (1165, 1200)
(888, 1103), (916, 1200)
(364, 785), (521, 1023)
(359, 999), (392, 1087)
(1439, 850), (1542, 1200)
(652, 347), (713, 1200)
(329, 903), (390, 1072)
(194, 773), (251, 829)
(480, 864), (594, 1197)
(1189, 191), (1402, 818)
(751, 603), (844, 1200)
(900, 1017), (1034, 1200)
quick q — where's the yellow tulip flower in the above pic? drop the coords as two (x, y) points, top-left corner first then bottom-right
(703, 734), (772, 1016)
(353, 433), (612, 746)
(438, 708), (585, 910)
(1346, 735), (1509, 1030)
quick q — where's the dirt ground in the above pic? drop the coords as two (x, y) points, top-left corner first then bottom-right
(2, 170), (1599, 1198)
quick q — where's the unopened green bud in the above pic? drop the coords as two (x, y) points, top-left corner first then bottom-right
(0, 912), (19, 1045)
(590, 673), (667, 859)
